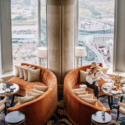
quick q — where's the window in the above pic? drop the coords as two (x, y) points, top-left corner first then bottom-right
(11, 0), (38, 65)
(78, 0), (114, 68)
(41, 0), (46, 47)
(40, 0), (47, 67)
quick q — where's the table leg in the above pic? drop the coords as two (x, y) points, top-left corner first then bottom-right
(111, 96), (113, 105)
(120, 96), (123, 102)
(10, 94), (15, 107)
(108, 96), (111, 109)
(4, 102), (6, 115)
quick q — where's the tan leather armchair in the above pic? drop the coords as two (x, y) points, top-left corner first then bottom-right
(0, 96), (7, 113)
(117, 102), (125, 121)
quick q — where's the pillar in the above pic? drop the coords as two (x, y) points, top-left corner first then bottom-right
(0, 0), (12, 74)
(47, 0), (75, 95)
(113, 0), (125, 71)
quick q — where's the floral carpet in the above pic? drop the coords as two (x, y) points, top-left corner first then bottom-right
(0, 96), (125, 125)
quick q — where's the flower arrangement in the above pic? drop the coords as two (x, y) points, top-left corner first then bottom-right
(113, 74), (122, 91)
(114, 74), (122, 84)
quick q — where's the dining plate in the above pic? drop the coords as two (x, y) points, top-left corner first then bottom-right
(0, 90), (5, 94)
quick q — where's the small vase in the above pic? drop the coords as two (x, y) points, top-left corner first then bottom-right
(102, 110), (105, 116)
(102, 110), (105, 120)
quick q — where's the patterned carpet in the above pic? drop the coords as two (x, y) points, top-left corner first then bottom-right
(0, 95), (125, 125)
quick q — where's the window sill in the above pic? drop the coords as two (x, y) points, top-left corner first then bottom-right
(108, 69), (125, 77)
(1, 71), (14, 78)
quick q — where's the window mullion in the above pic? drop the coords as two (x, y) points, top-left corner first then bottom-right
(38, 0), (42, 65)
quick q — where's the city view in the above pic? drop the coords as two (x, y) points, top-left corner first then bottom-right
(11, 0), (46, 65)
(79, 0), (114, 68)
(11, 0), (114, 68)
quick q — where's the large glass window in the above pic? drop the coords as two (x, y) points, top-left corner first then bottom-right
(40, 0), (47, 67)
(41, 0), (46, 47)
(78, 0), (114, 68)
(11, 0), (38, 65)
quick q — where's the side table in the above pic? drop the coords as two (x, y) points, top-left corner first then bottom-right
(5, 111), (26, 125)
(102, 83), (124, 110)
(0, 83), (19, 115)
(91, 111), (112, 125)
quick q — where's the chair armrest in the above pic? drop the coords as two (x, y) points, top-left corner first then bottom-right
(0, 96), (7, 105)
(118, 102), (125, 108)
(0, 104), (5, 112)
(121, 78), (125, 84)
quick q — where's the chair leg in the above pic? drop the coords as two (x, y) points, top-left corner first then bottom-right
(116, 107), (120, 121)
(108, 96), (111, 109)
(10, 94), (15, 107)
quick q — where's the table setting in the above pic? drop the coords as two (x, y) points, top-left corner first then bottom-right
(102, 74), (125, 110)
(103, 83), (125, 95)
(0, 83), (17, 95)
(102, 75), (125, 96)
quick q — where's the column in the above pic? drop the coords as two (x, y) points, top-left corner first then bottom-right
(47, 0), (75, 95)
(113, 0), (125, 71)
(0, 0), (12, 74)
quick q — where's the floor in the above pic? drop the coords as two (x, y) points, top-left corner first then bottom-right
(0, 96), (125, 125)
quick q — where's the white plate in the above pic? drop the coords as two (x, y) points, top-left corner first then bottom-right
(10, 85), (16, 89)
(117, 90), (122, 94)
(111, 90), (118, 94)
(103, 83), (112, 89)
(111, 90), (122, 94)
(103, 85), (108, 89)
(0, 90), (5, 94)
(122, 87), (125, 92)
